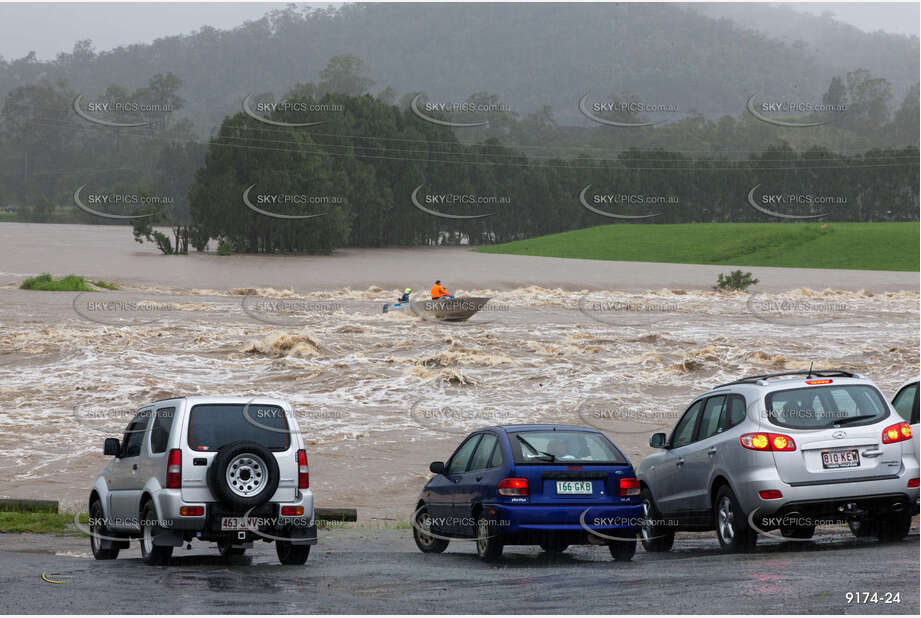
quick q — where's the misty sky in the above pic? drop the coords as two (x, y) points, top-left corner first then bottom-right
(0, 2), (918, 62)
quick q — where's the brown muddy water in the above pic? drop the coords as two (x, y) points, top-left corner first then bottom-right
(0, 223), (918, 520)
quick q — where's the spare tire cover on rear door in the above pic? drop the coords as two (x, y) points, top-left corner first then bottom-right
(208, 440), (280, 509)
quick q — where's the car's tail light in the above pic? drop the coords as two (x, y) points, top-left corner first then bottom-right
(166, 449), (182, 488)
(759, 490), (783, 499)
(908, 478), (919, 488)
(805, 379), (832, 385)
(618, 477), (640, 496)
(179, 506), (203, 516)
(498, 478), (529, 497)
(281, 506), (304, 516)
(882, 422), (912, 444)
(296, 449), (309, 489)
(740, 433), (796, 451)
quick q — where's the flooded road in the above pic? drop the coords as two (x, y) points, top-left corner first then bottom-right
(0, 222), (917, 518)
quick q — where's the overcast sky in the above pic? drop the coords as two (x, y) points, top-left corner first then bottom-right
(0, 2), (918, 62)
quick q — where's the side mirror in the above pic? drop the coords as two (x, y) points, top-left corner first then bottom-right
(429, 461), (446, 474)
(649, 433), (669, 449)
(104, 438), (121, 457)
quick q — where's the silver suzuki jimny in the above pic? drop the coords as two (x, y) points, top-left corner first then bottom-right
(88, 396), (316, 565)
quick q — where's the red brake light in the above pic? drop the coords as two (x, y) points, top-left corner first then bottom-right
(281, 506), (304, 516)
(908, 478), (919, 488)
(179, 506), (203, 516)
(297, 449), (309, 489)
(740, 433), (796, 451)
(166, 449), (182, 488)
(759, 489), (783, 499)
(882, 422), (912, 444)
(498, 478), (529, 497)
(805, 379), (832, 385)
(618, 477), (640, 496)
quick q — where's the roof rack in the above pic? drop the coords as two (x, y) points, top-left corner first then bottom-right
(714, 370), (858, 389)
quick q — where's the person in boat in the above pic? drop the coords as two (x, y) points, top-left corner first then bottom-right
(398, 288), (412, 303)
(431, 280), (453, 300)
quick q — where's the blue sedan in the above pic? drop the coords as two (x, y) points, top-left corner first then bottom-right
(413, 425), (643, 562)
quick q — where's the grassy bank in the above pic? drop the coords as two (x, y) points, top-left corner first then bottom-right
(0, 511), (85, 535)
(476, 223), (919, 271)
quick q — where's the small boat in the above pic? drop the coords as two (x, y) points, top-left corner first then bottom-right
(382, 296), (491, 322)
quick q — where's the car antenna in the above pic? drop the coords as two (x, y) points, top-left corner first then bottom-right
(807, 361), (814, 378)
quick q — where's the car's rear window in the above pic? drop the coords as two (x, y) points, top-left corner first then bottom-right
(187, 404), (290, 451)
(764, 385), (889, 429)
(509, 430), (626, 464)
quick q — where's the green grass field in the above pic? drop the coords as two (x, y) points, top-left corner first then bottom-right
(19, 274), (119, 291)
(477, 223), (919, 271)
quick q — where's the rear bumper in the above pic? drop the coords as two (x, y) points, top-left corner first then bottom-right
(488, 502), (643, 534)
(153, 488), (316, 541)
(733, 464), (919, 524)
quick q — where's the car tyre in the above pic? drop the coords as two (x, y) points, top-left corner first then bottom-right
(474, 515), (503, 562)
(608, 536), (637, 562)
(413, 506), (449, 553)
(218, 539), (247, 559)
(780, 524), (816, 540)
(208, 441), (280, 510)
(139, 502), (173, 566)
(714, 485), (757, 553)
(275, 541), (310, 565)
(876, 511), (912, 542)
(539, 537), (569, 554)
(848, 519), (877, 538)
(640, 487), (675, 552)
(89, 498), (119, 560)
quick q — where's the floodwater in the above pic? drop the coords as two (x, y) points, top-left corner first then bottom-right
(0, 222), (917, 518)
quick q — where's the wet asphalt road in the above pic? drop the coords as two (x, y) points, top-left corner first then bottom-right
(0, 528), (917, 614)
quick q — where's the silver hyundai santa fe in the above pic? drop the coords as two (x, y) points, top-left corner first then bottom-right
(636, 371), (919, 553)
(88, 396), (316, 565)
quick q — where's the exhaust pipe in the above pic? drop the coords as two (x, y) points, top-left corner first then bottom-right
(890, 501), (906, 513)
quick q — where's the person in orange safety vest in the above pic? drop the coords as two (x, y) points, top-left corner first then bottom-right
(431, 280), (452, 299)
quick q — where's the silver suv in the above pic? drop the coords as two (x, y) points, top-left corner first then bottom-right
(88, 396), (316, 565)
(636, 371), (919, 553)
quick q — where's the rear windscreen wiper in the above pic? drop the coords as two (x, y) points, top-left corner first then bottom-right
(516, 435), (556, 462)
(832, 414), (879, 426)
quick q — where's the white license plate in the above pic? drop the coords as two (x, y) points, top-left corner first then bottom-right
(822, 448), (860, 469)
(556, 480), (592, 495)
(220, 517), (260, 531)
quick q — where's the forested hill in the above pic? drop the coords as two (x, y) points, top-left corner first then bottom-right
(1, 2), (917, 133)
(687, 2), (919, 98)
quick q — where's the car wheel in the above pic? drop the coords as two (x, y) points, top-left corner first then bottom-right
(89, 499), (119, 560)
(412, 506), (449, 553)
(608, 535), (637, 562)
(876, 511), (912, 542)
(848, 519), (878, 538)
(218, 539), (246, 559)
(714, 486), (757, 553)
(275, 541), (310, 565)
(139, 502), (173, 566)
(474, 515), (503, 562)
(780, 524), (816, 540)
(640, 487), (675, 552)
(538, 538), (569, 554)
(208, 441), (280, 510)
